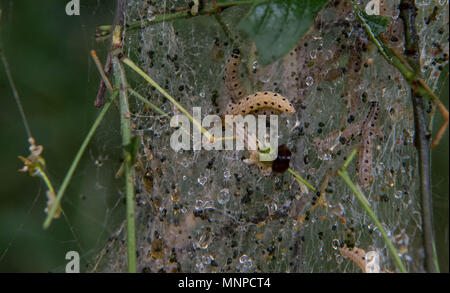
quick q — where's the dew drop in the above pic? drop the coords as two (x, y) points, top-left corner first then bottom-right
(239, 254), (253, 271)
(252, 61), (258, 73)
(197, 175), (208, 186)
(196, 230), (212, 249)
(218, 188), (231, 205)
(223, 169), (232, 179)
(332, 239), (340, 250)
(305, 76), (314, 87)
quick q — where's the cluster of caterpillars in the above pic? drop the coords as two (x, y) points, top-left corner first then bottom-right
(314, 101), (380, 190)
(223, 49), (296, 175)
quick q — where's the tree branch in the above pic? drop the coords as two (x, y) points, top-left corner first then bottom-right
(399, 0), (439, 273)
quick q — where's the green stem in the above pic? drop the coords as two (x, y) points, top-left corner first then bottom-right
(399, 0), (438, 273)
(39, 169), (55, 195)
(97, 0), (259, 40)
(43, 91), (119, 229)
(287, 168), (316, 192)
(113, 56), (136, 273)
(128, 88), (166, 116)
(337, 149), (407, 273)
(121, 57), (213, 142)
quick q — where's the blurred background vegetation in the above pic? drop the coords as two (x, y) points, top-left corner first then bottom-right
(0, 0), (448, 272)
(0, 0), (122, 272)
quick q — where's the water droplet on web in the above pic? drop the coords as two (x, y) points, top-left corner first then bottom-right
(252, 61), (258, 72)
(325, 49), (334, 60)
(146, 12), (156, 22)
(223, 169), (231, 179)
(239, 254), (253, 271)
(394, 191), (402, 199)
(305, 76), (314, 87)
(268, 202), (278, 213)
(318, 153), (332, 161)
(195, 199), (205, 210)
(259, 75), (271, 83)
(239, 254), (248, 263)
(332, 239), (340, 250)
(196, 230), (212, 249)
(198, 175), (207, 186)
(217, 188), (230, 205)
(204, 200), (214, 210)
(367, 223), (377, 232)
(194, 199), (214, 211)
(335, 254), (344, 264)
(195, 261), (205, 271)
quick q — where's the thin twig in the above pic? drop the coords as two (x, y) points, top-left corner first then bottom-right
(93, 0), (126, 107)
(121, 56), (214, 142)
(91, 50), (113, 92)
(1, 47), (32, 139)
(288, 168), (316, 192)
(128, 88), (166, 116)
(111, 24), (137, 273)
(43, 90), (119, 228)
(96, 0), (259, 41)
(399, 0), (439, 273)
(337, 149), (407, 273)
(352, 0), (441, 273)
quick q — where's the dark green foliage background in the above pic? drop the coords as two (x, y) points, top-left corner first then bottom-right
(0, 0), (120, 272)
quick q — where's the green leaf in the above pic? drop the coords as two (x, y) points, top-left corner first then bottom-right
(357, 10), (390, 36)
(238, 0), (330, 66)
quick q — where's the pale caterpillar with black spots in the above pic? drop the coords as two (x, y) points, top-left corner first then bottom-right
(339, 246), (368, 273)
(225, 48), (247, 102)
(224, 49), (295, 116)
(313, 121), (363, 152)
(358, 101), (380, 190)
(313, 101), (379, 190)
(225, 91), (295, 116)
(222, 49), (296, 175)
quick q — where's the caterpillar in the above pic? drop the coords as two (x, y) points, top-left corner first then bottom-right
(313, 102), (379, 190)
(223, 50), (296, 176)
(224, 49), (295, 116)
(225, 49), (247, 101)
(339, 246), (368, 273)
(314, 121), (363, 152)
(358, 101), (380, 190)
(225, 91), (295, 116)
